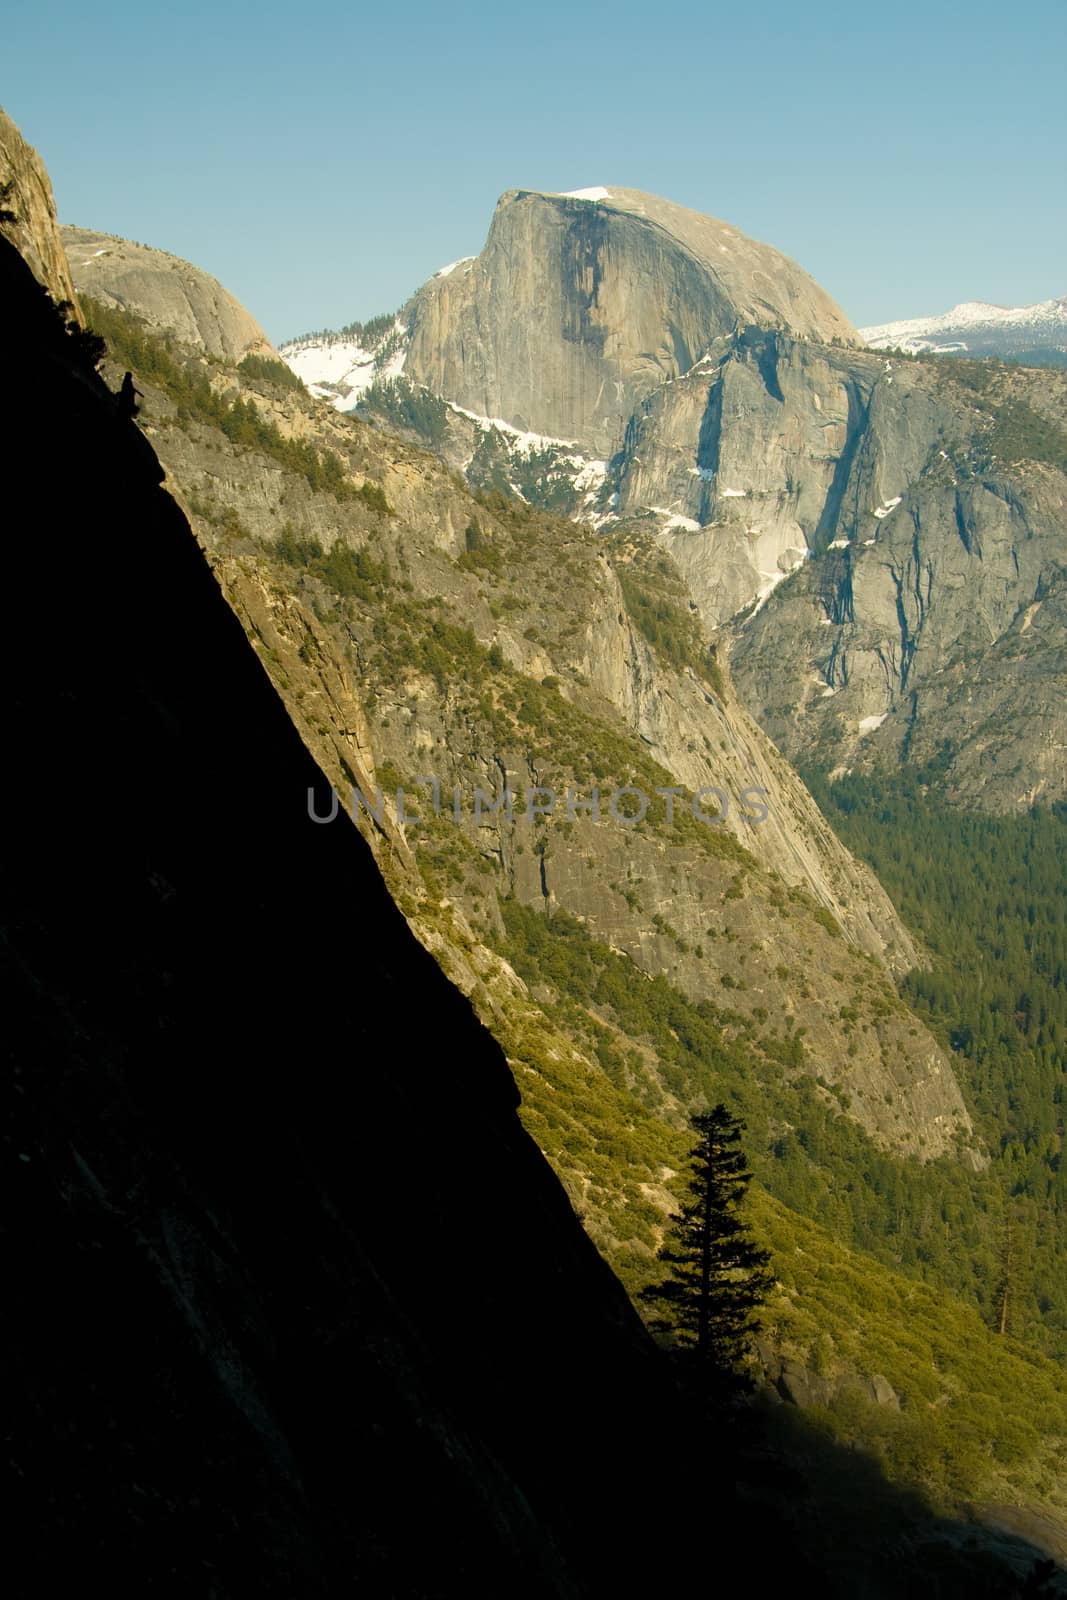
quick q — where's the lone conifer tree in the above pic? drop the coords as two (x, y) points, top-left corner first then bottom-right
(641, 1105), (773, 1371)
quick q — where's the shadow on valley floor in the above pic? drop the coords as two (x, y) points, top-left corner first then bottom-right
(732, 1389), (1066, 1598)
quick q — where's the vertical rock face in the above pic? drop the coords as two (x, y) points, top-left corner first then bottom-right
(0, 104), (81, 313)
(282, 184), (1065, 808)
(613, 334), (879, 624)
(62, 224), (274, 360)
(403, 187), (857, 457)
(726, 359), (1067, 809)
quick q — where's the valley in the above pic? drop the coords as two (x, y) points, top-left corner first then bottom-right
(4, 96), (1067, 1591)
(72, 255), (1067, 1532)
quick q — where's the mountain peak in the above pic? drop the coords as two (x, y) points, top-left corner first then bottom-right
(500, 184), (859, 344)
(862, 293), (1067, 360)
(402, 184), (857, 456)
(61, 224), (273, 362)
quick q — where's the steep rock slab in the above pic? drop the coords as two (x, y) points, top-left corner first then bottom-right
(727, 359), (1067, 809)
(403, 187), (857, 459)
(331, 185), (1066, 809)
(613, 334), (881, 625)
(62, 223), (273, 361)
(0, 104), (80, 313)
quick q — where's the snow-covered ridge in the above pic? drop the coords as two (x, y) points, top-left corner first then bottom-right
(436, 401), (609, 514)
(279, 317), (407, 409)
(562, 186), (612, 201)
(862, 294), (1067, 355)
(443, 401), (581, 455)
(434, 256), (475, 279)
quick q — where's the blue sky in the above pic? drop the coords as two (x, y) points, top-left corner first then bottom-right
(4, 0), (1065, 343)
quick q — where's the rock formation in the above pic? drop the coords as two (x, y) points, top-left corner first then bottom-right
(725, 358), (1067, 810)
(403, 187), (857, 458)
(62, 223), (273, 361)
(313, 187), (1067, 812)
(1, 245), (1051, 1589)
(0, 104), (80, 313)
(6, 123), (1067, 1592)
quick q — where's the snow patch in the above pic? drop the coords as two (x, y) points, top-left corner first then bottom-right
(444, 401), (580, 454)
(564, 186), (611, 201)
(858, 713), (888, 735)
(721, 487), (747, 498)
(664, 514), (701, 532)
(280, 316), (408, 411)
(573, 459), (608, 495)
(281, 339), (377, 408)
(748, 547), (809, 616)
(751, 572), (788, 610)
(827, 537), (850, 550)
(873, 495), (903, 519)
(434, 256), (475, 278)
(377, 345), (407, 383)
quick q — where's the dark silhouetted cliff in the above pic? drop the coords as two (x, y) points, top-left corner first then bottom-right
(0, 228), (705, 1596)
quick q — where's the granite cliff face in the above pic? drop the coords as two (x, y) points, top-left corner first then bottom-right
(609, 331), (874, 623)
(0, 104), (81, 313)
(62, 223), (273, 360)
(402, 187), (856, 459)
(314, 187), (1067, 812)
(9, 214), (1067, 1595)
(724, 359), (1067, 810)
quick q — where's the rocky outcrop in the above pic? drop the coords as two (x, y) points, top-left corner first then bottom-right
(7, 207), (1012, 1600)
(403, 187), (857, 458)
(0, 104), (80, 313)
(726, 360), (1067, 809)
(754, 1341), (900, 1411)
(612, 333), (882, 624)
(5, 135), (1062, 1596)
(62, 224), (273, 360)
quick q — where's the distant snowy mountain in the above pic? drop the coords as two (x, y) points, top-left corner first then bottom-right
(861, 295), (1067, 364)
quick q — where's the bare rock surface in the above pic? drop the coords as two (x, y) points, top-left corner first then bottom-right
(63, 223), (273, 360)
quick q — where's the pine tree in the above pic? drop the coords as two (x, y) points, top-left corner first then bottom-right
(641, 1105), (773, 1371)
